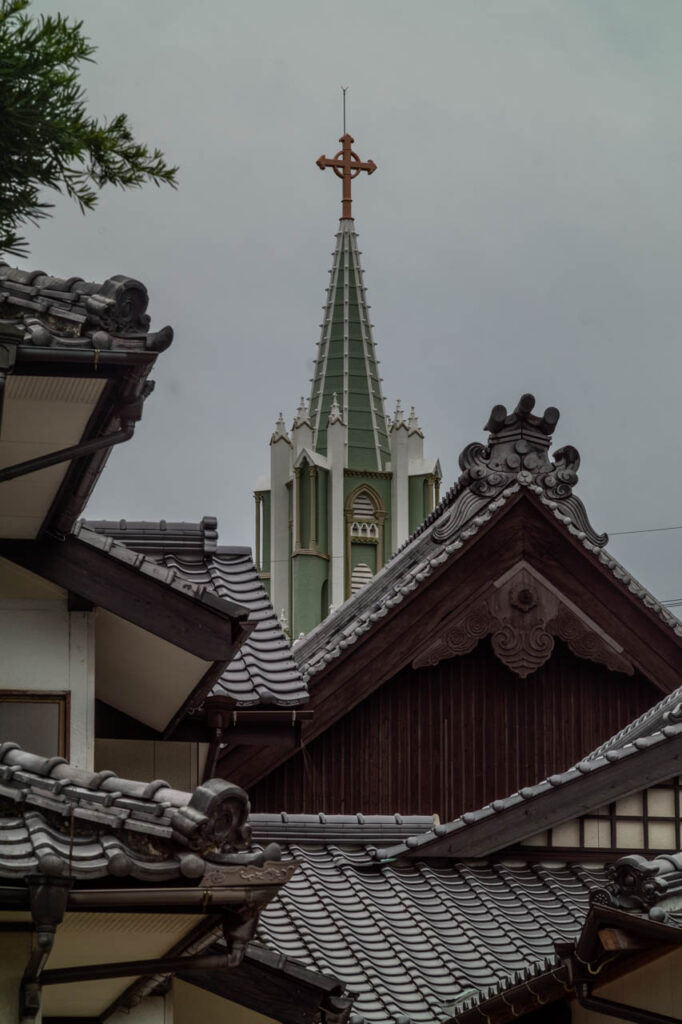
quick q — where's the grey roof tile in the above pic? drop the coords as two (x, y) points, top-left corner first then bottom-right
(0, 263), (173, 352)
(72, 523), (247, 622)
(83, 519), (308, 708)
(253, 824), (605, 1024)
(590, 687), (682, 761)
(0, 744), (275, 883)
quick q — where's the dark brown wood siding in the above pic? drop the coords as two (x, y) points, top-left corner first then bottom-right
(249, 640), (658, 819)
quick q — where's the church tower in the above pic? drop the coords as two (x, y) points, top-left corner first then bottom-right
(255, 131), (441, 637)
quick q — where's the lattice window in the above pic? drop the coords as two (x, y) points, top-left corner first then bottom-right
(351, 562), (374, 594)
(522, 777), (682, 855)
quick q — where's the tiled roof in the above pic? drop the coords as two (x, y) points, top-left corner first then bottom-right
(251, 812), (437, 847)
(254, 822), (604, 1024)
(294, 395), (682, 682)
(84, 516), (219, 558)
(166, 551), (308, 706)
(83, 519), (309, 708)
(0, 263), (173, 352)
(589, 682), (682, 761)
(73, 522), (247, 619)
(0, 744), (277, 883)
(371, 719), (682, 862)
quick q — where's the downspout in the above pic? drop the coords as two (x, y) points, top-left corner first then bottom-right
(20, 871), (72, 1023)
(560, 941), (682, 1024)
(0, 340), (17, 435)
(0, 424), (134, 482)
(0, 390), (145, 484)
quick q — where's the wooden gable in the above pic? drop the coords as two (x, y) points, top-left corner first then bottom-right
(221, 396), (682, 819)
(227, 491), (682, 814)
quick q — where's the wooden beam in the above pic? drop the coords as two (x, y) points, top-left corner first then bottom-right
(1, 537), (248, 662)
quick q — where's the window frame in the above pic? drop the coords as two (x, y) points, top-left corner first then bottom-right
(0, 689), (70, 759)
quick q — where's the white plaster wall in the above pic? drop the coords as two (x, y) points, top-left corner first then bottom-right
(174, 979), (276, 1024)
(95, 740), (208, 791)
(68, 610), (95, 770)
(0, 590), (95, 769)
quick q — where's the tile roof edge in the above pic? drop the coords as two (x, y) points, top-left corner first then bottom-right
(372, 722), (682, 861)
(73, 524), (250, 621)
(0, 743), (274, 877)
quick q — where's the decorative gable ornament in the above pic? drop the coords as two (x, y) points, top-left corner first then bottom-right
(433, 394), (607, 549)
(414, 563), (633, 678)
(590, 851), (682, 921)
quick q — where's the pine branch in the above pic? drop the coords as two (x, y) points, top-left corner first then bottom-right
(0, 0), (178, 257)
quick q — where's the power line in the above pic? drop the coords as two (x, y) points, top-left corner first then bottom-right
(606, 528), (682, 536)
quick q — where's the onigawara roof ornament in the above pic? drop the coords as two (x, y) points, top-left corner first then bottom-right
(317, 132), (376, 220)
(433, 393), (607, 549)
(590, 850), (682, 923)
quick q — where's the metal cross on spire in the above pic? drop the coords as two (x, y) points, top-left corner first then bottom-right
(316, 132), (377, 220)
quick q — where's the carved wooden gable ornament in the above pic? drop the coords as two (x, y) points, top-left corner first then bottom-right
(409, 394), (634, 679)
(414, 561), (634, 678)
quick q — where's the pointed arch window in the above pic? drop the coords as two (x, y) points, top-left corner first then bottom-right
(345, 484), (386, 598)
(352, 491), (375, 520)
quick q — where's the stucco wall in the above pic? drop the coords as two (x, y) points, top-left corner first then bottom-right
(95, 739), (208, 791)
(0, 932), (34, 1023)
(0, 560), (95, 769)
(572, 947), (682, 1023)
(174, 978), (277, 1024)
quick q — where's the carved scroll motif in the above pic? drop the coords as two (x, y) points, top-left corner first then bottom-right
(548, 605), (633, 676)
(413, 566), (634, 679)
(432, 395), (607, 548)
(490, 622), (555, 679)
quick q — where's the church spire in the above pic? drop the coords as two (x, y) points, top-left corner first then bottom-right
(310, 132), (389, 471)
(255, 122), (441, 637)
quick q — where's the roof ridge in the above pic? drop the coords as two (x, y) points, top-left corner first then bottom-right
(81, 516), (219, 557)
(0, 743), (272, 882)
(0, 262), (172, 350)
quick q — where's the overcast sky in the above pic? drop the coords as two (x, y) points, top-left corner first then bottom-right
(19, 1), (682, 603)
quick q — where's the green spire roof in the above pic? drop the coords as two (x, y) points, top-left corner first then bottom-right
(309, 219), (390, 470)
